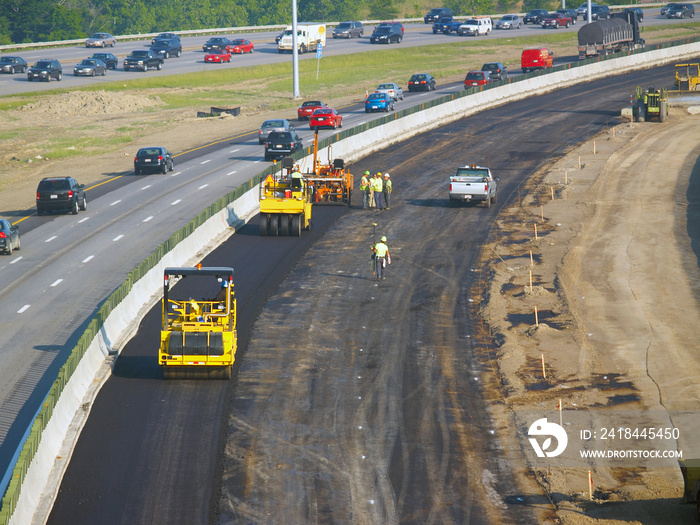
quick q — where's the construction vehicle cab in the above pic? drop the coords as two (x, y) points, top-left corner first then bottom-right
(259, 157), (312, 236)
(632, 86), (668, 122)
(305, 130), (353, 205)
(673, 63), (700, 91)
(159, 266), (237, 379)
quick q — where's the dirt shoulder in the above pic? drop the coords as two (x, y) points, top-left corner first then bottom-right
(480, 108), (700, 523)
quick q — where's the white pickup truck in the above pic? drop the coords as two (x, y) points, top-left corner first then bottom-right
(448, 164), (498, 207)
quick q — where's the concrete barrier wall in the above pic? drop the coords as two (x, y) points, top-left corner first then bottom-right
(7, 39), (700, 525)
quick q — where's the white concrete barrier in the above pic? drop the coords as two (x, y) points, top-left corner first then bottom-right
(9, 39), (700, 525)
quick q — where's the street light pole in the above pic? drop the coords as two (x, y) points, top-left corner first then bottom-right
(292, 0), (300, 98)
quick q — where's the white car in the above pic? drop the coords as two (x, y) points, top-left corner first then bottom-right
(458, 18), (492, 36)
(496, 15), (521, 29)
(375, 82), (404, 101)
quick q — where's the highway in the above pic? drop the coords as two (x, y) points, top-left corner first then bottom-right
(46, 63), (682, 523)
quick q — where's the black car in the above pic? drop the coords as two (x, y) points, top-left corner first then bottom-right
(134, 147), (174, 174)
(203, 37), (231, 52)
(89, 52), (118, 69)
(152, 32), (180, 45)
(333, 21), (364, 38)
(556, 8), (578, 23)
(0, 56), (28, 74)
(151, 38), (182, 58)
(661, 2), (678, 15)
(370, 24), (403, 44)
(481, 62), (508, 80)
(123, 50), (164, 71)
(408, 73), (436, 91)
(424, 7), (452, 23)
(36, 177), (86, 215)
(27, 59), (62, 82)
(590, 5), (611, 19)
(666, 3), (694, 17)
(620, 7), (644, 22)
(73, 59), (107, 77)
(0, 219), (20, 255)
(264, 131), (303, 161)
(523, 9), (549, 24)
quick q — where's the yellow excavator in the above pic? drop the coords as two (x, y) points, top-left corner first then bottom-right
(159, 265), (237, 379)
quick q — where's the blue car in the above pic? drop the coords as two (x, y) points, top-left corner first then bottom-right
(365, 92), (395, 113)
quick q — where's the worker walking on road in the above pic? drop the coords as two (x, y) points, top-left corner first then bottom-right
(373, 173), (385, 210)
(383, 173), (392, 210)
(360, 170), (370, 209)
(373, 236), (391, 280)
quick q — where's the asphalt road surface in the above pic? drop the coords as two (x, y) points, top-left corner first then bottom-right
(47, 64), (681, 524)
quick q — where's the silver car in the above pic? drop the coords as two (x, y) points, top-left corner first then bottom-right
(85, 33), (116, 47)
(375, 82), (404, 101)
(258, 119), (294, 145)
(496, 15), (521, 29)
(332, 21), (364, 38)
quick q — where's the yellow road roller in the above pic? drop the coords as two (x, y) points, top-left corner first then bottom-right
(159, 265), (237, 379)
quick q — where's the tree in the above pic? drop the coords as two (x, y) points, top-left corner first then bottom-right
(368, 0), (399, 20)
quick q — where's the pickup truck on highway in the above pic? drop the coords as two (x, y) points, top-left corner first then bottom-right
(432, 17), (462, 34)
(123, 49), (164, 71)
(448, 164), (498, 207)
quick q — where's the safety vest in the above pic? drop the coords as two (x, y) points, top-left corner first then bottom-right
(384, 179), (392, 193)
(372, 177), (383, 192)
(360, 176), (369, 191)
(375, 242), (388, 257)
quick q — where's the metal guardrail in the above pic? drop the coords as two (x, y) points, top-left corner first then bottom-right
(1, 30), (700, 524)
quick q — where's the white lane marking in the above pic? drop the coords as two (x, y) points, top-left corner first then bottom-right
(143, 216), (153, 222)
(200, 159), (211, 165)
(198, 184), (209, 190)
(171, 199), (181, 205)
(140, 185), (152, 190)
(17, 305), (30, 314)
(230, 148), (239, 153)
(113, 234), (124, 242)
(78, 217), (89, 223)
(10, 257), (22, 264)
(226, 170), (236, 175)
(254, 159), (262, 164)
(110, 199), (121, 206)
(171, 171), (181, 177)
(82, 255), (94, 263)
(45, 236), (57, 243)
(51, 279), (63, 287)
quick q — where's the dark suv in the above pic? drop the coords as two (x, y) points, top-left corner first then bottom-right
(590, 5), (611, 19)
(264, 131), (303, 161)
(666, 3), (695, 17)
(424, 7), (452, 23)
(523, 9), (549, 24)
(370, 23), (404, 44)
(150, 38), (182, 58)
(36, 177), (87, 215)
(27, 59), (62, 82)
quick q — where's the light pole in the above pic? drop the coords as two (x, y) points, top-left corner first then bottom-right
(292, 0), (300, 98)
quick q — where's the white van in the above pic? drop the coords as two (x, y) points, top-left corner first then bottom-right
(457, 18), (492, 36)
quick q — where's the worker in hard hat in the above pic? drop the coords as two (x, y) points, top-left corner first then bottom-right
(372, 172), (385, 210)
(373, 236), (391, 280)
(383, 173), (392, 210)
(291, 168), (303, 191)
(360, 170), (370, 209)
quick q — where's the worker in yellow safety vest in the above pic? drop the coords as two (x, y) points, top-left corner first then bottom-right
(372, 173), (385, 210)
(383, 173), (392, 210)
(373, 236), (391, 280)
(360, 171), (370, 209)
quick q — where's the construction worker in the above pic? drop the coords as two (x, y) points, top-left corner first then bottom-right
(373, 172), (385, 210)
(291, 169), (303, 191)
(369, 172), (377, 208)
(373, 236), (390, 280)
(360, 170), (370, 209)
(383, 173), (392, 210)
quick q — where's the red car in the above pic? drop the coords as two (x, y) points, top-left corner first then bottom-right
(297, 100), (328, 120)
(205, 49), (231, 63)
(310, 108), (342, 130)
(541, 12), (572, 28)
(464, 70), (492, 88)
(226, 39), (254, 54)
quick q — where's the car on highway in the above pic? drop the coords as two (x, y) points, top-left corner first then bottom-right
(73, 58), (107, 76)
(464, 70), (492, 88)
(310, 108), (343, 130)
(375, 82), (404, 100)
(123, 50), (163, 71)
(0, 56), (27, 74)
(523, 9), (549, 24)
(264, 130), (304, 161)
(481, 62), (508, 80)
(89, 52), (118, 69)
(0, 219), (20, 255)
(458, 18), (492, 36)
(408, 73), (436, 92)
(259, 119), (294, 144)
(660, 2), (677, 15)
(590, 5), (610, 19)
(27, 59), (62, 82)
(205, 49), (231, 63)
(152, 32), (180, 45)
(541, 12), (572, 28)
(432, 17), (461, 34)
(203, 37), (231, 52)
(36, 177), (86, 215)
(556, 8), (578, 23)
(623, 7), (644, 22)
(332, 21), (364, 38)
(370, 24), (403, 44)
(150, 38), (182, 58)
(424, 7), (452, 23)
(495, 14), (521, 29)
(297, 100), (328, 120)
(365, 92), (395, 113)
(226, 39), (254, 54)
(85, 33), (116, 48)
(521, 47), (554, 73)
(666, 3), (694, 17)
(576, 2), (598, 18)
(134, 146), (174, 174)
